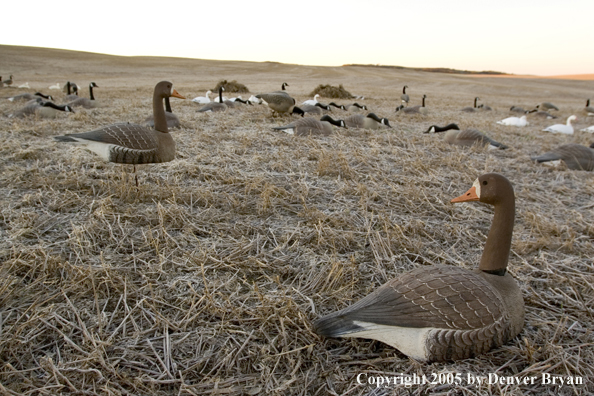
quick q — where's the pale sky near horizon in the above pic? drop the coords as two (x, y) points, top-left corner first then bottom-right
(2, 0), (593, 76)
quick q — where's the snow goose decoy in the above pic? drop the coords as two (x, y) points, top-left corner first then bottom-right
(54, 81), (184, 166)
(302, 94), (320, 106)
(497, 115), (528, 127)
(342, 113), (392, 129)
(247, 94), (262, 104)
(532, 144), (594, 171)
(197, 87), (228, 112)
(67, 82), (100, 109)
(542, 115), (577, 135)
(9, 101), (74, 118)
(396, 95), (428, 114)
(7, 92), (53, 102)
(536, 102), (559, 111)
(144, 96), (181, 129)
(584, 99), (594, 116)
(18, 82), (30, 89)
(580, 126), (594, 133)
(461, 97), (480, 113)
(273, 116), (345, 136)
(400, 85), (409, 106)
(314, 173), (524, 362)
(49, 83), (61, 90)
(424, 123), (507, 149)
(192, 90), (212, 104)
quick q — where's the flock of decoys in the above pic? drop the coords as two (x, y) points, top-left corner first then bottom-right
(2, 76), (594, 362)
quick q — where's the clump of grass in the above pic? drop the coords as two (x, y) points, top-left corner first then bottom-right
(212, 79), (250, 93)
(309, 84), (353, 99)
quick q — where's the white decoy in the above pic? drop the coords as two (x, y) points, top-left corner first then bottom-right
(49, 83), (61, 90)
(543, 115), (577, 135)
(497, 115), (528, 127)
(18, 82), (30, 89)
(302, 94), (320, 106)
(192, 90), (212, 104)
(248, 95), (262, 104)
(580, 126), (594, 133)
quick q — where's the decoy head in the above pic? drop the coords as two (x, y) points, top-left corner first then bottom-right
(156, 81), (185, 100)
(395, 105), (404, 112)
(90, 82), (99, 88)
(281, 82), (289, 90)
(292, 106), (305, 117)
(451, 173), (514, 207)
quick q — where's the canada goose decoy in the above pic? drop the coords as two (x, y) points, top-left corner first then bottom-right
(584, 99), (594, 116)
(581, 126), (594, 133)
(328, 102), (367, 112)
(314, 173), (524, 362)
(542, 115), (577, 135)
(273, 116), (345, 136)
(255, 91), (304, 116)
(192, 90), (212, 104)
(197, 87), (228, 112)
(424, 123), (507, 149)
(343, 113), (392, 129)
(497, 115), (528, 127)
(302, 94), (320, 106)
(144, 96), (180, 129)
(9, 101), (74, 119)
(510, 106), (525, 114)
(396, 95), (428, 114)
(532, 144), (594, 171)
(400, 85), (409, 106)
(273, 82), (290, 94)
(461, 97), (481, 113)
(67, 82), (100, 109)
(478, 104), (493, 111)
(536, 102), (559, 111)
(63, 82), (79, 101)
(526, 109), (557, 119)
(7, 92), (53, 102)
(54, 81), (184, 167)
(301, 103), (331, 116)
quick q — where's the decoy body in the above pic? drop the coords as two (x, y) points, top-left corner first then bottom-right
(314, 173), (524, 362)
(192, 90), (212, 104)
(497, 115), (528, 127)
(9, 101), (74, 118)
(342, 113), (392, 129)
(144, 96), (180, 129)
(255, 90), (304, 116)
(542, 115), (577, 135)
(197, 87), (228, 112)
(301, 102), (331, 115)
(7, 92), (53, 102)
(424, 124), (507, 149)
(54, 81), (184, 165)
(536, 102), (559, 111)
(302, 94), (320, 106)
(397, 95), (428, 114)
(510, 106), (525, 114)
(67, 82), (100, 109)
(581, 126), (594, 133)
(273, 116), (345, 136)
(532, 144), (594, 171)
(400, 85), (409, 106)
(526, 109), (557, 119)
(461, 97), (481, 112)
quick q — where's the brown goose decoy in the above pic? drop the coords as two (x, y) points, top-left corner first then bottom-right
(144, 96), (180, 129)
(197, 86), (228, 112)
(9, 101), (74, 119)
(272, 116), (345, 136)
(532, 144), (594, 171)
(461, 97), (480, 112)
(54, 81), (184, 165)
(255, 90), (304, 116)
(343, 113), (392, 129)
(3, 75), (13, 87)
(67, 82), (100, 109)
(314, 173), (524, 362)
(536, 102), (559, 111)
(424, 123), (507, 149)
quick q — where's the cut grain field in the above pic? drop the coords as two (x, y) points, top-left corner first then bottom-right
(0, 45), (593, 395)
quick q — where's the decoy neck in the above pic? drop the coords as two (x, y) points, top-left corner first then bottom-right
(43, 101), (74, 113)
(292, 106), (305, 116)
(281, 82), (288, 90)
(402, 85), (408, 94)
(315, 102), (331, 110)
(35, 92), (53, 100)
(89, 82), (98, 100)
(367, 112), (391, 128)
(328, 102), (342, 109)
(474, 97), (480, 108)
(424, 123), (459, 133)
(353, 102), (367, 110)
(218, 86), (224, 103)
(586, 99), (590, 107)
(451, 173), (515, 275)
(395, 105), (404, 112)
(153, 81), (185, 133)
(320, 115), (346, 128)
(422, 95), (427, 107)
(66, 81), (71, 95)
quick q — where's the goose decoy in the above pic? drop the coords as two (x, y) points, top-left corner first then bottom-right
(301, 103), (331, 116)
(497, 115), (528, 127)
(584, 99), (594, 116)
(3, 75), (13, 87)
(247, 94), (262, 104)
(192, 90), (212, 104)
(542, 115), (577, 135)
(302, 94), (320, 106)
(536, 102), (559, 111)
(478, 104), (493, 111)
(510, 106), (525, 114)
(314, 173), (524, 362)
(532, 144), (594, 171)
(424, 123), (507, 149)
(343, 113), (392, 129)
(396, 95), (428, 114)
(272, 116), (345, 136)
(328, 102), (367, 112)
(9, 101), (74, 118)
(461, 97), (480, 113)
(49, 83), (61, 90)
(526, 109), (557, 119)
(197, 87), (228, 112)
(581, 126), (594, 133)
(67, 82), (100, 109)
(18, 82), (30, 89)
(273, 82), (290, 94)
(54, 81), (184, 167)
(63, 82), (79, 101)
(144, 96), (180, 129)
(7, 92), (53, 102)
(400, 85), (409, 106)
(255, 91), (304, 116)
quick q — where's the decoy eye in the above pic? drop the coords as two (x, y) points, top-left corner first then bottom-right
(482, 181), (488, 185)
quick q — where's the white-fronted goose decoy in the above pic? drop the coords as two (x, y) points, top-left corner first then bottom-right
(497, 115), (528, 127)
(532, 144), (594, 171)
(3, 75), (13, 87)
(342, 113), (392, 129)
(314, 173), (524, 362)
(255, 91), (304, 116)
(7, 92), (53, 102)
(424, 123), (507, 149)
(584, 99), (594, 116)
(461, 97), (480, 112)
(67, 82), (100, 109)
(54, 81), (184, 165)
(400, 85), (409, 106)
(542, 115), (577, 135)
(197, 87), (228, 112)
(536, 102), (559, 111)
(396, 95), (428, 114)
(273, 116), (345, 136)
(9, 101), (74, 118)
(302, 94), (320, 106)
(192, 90), (212, 104)
(144, 96), (180, 129)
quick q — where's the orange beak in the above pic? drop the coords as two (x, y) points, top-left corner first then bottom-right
(171, 89), (185, 99)
(451, 186), (479, 203)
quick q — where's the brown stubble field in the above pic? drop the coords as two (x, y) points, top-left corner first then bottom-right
(0, 45), (593, 395)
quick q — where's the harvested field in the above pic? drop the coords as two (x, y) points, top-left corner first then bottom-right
(0, 45), (593, 395)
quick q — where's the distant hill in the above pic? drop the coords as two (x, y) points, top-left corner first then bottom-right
(343, 64), (509, 76)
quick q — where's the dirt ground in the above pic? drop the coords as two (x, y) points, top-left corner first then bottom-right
(1, 45), (593, 395)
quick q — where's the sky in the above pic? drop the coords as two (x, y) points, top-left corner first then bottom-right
(2, 0), (593, 76)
